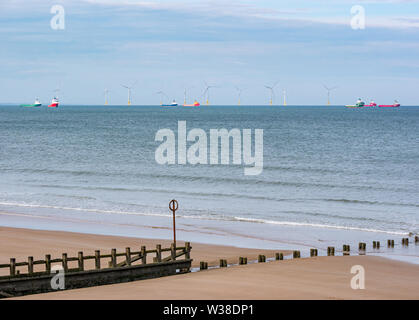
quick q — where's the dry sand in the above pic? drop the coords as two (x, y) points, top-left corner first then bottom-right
(1, 226), (418, 300)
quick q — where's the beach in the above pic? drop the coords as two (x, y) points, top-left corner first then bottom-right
(1, 226), (418, 300)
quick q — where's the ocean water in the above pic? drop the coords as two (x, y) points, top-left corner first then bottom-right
(0, 105), (418, 261)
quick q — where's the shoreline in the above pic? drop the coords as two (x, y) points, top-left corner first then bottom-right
(1, 226), (418, 300)
(1, 208), (418, 265)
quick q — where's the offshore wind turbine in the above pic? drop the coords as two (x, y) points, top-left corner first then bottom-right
(323, 84), (338, 106)
(104, 89), (109, 105)
(283, 89), (287, 106)
(202, 81), (217, 105)
(264, 81), (279, 105)
(156, 91), (169, 105)
(121, 81), (137, 105)
(235, 87), (243, 106)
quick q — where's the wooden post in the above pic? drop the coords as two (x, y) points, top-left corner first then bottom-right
(141, 246), (147, 264)
(275, 252), (280, 260)
(293, 251), (300, 258)
(415, 236), (419, 243)
(62, 253), (68, 272)
(327, 247), (334, 256)
(171, 243), (176, 261)
(200, 261), (207, 270)
(126, 247), (132, 266)
(78, 252), (84, 271)
(10, 258), (16, 277)
(155, 245), (161, 263)
(387, 240), (391, 248)
(239, 257), (243, 265)
(376, 241), (380, 249)
(45, 254), (51, 273)
(111, 249), (117, 268)
(185, 242), (191, 260)
(373, 241), (377, 249)
(28, 256), (34, 275)
(243, 257), (247, 265)
(220, 259), (226, 267)
(94, 250), (100, 270)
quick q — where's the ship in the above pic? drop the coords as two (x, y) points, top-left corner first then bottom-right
(48, 97), (59, 108)
(183, 100), (200, 107)
(20, 98), (42, 108)
(364, 100), (377, 107)
(345, 98), (365, 108)
(161, 100), (178, 107)
(379, 100), (400, 108)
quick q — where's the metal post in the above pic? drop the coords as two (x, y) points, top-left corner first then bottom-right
(169, 199), (179, 247)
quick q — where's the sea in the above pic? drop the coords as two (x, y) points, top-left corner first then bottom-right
(0, 105), (418, 263)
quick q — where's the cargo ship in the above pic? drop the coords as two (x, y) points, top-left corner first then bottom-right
(379, 100), (400, 108)
(345, 98), (365, 108)
(20, 98), (42, 108)
(161, 100), (178, 107)
(183, 101), (200, 107)
(48, 97), (59, 108)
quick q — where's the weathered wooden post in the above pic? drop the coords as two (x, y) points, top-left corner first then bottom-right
(391, 240), (394, 248)
(200, 261), (208, 270)
(155, 245), (161, 263)
(126, 247), (132, 266)
(387, 240), (391, 248)
(94, 250), (100, 270)
(78, 252), (84, 271)
(169, 199), (178, 247)
(10, 258), (16, 277)
(373, 241), (377, 249)
(275, 252), (280, 260)
(63, 253), (68, 272)
(239, 257), (243, 265)
(293, 251), (300, 258)
(310, 249), (318, 257)
(376, 241), (380, 249)
(141, 246), (147, 264)
(220, 259), (227, 267)
(327, 247), (334, 256)
(111, 249), (117, 268)
(28, 256), (34, 275)
(45, 254), (51, 273)
(415, 236), (419, 244)
(185, 242), (191, 260)
(171, 243), (176, 261)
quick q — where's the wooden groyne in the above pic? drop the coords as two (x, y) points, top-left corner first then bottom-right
(0, 242), (192, 298)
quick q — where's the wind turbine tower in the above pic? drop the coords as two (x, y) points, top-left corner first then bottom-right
(323, 85), (338, 106)
(203, 82), (217, 105)
(121, 82), (136, 106)
(283, 89), (287, 106)
(264, 81), (279, 106)
(235, 87), (243, 106)
(104, 89), (109, 105)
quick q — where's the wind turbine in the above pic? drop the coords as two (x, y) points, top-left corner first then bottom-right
(202, 81), (217, 106)
(235, 87), (243, 106)
(283, 89), (287, 106)
(323, 84), (338, 106)
(156, 91), (169, 105)
(104, 89), (109, 105)
(121, 81), (137, 106)
(264, 81), (279, 105)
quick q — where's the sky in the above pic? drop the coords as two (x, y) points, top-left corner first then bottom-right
(1, 0), (419, 105)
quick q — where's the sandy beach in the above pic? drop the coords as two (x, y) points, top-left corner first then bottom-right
(1, 226), (418, 300)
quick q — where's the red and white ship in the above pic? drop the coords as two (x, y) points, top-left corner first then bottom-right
(48, 97), (59, 108)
